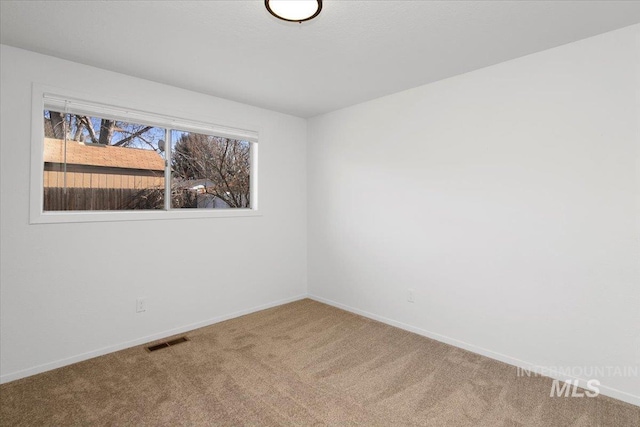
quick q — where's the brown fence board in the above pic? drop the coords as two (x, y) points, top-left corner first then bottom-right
(44, 188), (165, 211)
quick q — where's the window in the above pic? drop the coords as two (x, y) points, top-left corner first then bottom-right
(43, 109), (166, 211)
(171, 130), (251, 209)
(31, 86), (259, 223)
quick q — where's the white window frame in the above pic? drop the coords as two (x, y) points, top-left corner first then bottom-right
(30, 84), (260, 224)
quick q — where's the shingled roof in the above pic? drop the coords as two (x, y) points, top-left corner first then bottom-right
(44, 138), (164, 172)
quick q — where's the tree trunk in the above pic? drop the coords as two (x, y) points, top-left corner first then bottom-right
(49, 112), (66, 139)
(98, 119), (115, 145)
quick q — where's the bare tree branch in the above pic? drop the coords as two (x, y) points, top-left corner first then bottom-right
(80, 116), (99, 143)
(112, 126), (153, 147)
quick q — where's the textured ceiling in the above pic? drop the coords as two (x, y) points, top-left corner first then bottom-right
(2, 1), (640, 118)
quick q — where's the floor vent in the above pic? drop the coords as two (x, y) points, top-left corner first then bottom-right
(146, 336), (189, 352)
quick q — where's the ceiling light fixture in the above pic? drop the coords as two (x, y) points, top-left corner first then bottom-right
(265, 0), (322, 23)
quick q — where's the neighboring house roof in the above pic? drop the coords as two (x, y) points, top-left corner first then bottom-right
(173, 178), (216, 190)
(44, 138), (164, 172)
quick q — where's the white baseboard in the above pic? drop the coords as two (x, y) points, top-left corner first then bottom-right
(308, 294), (640, 407)
(0, 294), (307, 385)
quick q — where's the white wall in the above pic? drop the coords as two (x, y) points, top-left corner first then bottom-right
(308, 24), (640, 404)
(0, 45), (307, 382)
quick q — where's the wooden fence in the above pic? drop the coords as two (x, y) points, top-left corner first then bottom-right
(44, 187), (197, 211)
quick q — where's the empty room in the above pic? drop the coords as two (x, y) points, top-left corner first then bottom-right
(1, 1), (639, 425)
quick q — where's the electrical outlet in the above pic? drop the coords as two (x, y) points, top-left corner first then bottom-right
(407, 289), (415, 303)
(136, 297), (147, 313)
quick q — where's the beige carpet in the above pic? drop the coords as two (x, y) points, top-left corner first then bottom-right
(1, 299), (638, 426)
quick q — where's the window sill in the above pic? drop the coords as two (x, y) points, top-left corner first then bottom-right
(30, 209), (261, 225)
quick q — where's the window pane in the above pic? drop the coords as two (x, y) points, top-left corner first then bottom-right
(43, 109), (166, 211)
(171, 130), (251, 209)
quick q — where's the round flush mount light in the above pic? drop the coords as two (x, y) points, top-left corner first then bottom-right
(265, 0), (322, 23)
